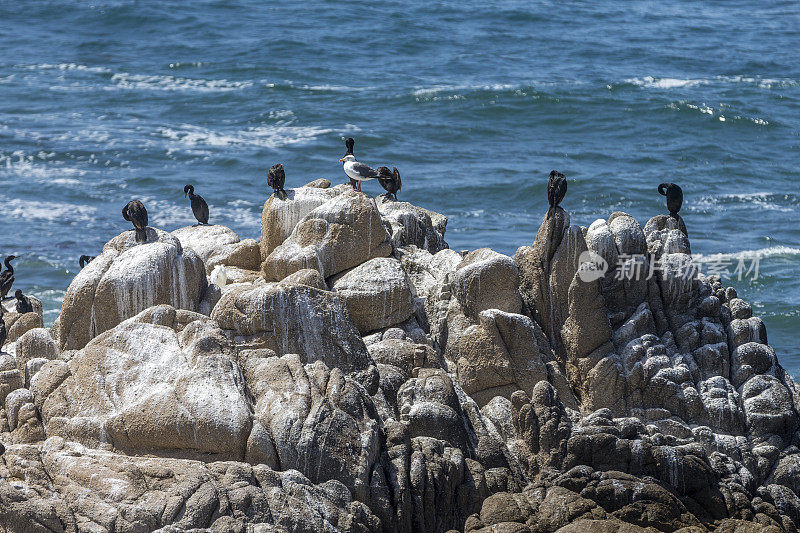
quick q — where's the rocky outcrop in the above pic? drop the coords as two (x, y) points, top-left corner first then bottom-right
(3, 188), (800, 533)
(52, 228), (206, 351)
(172, 224), (261, 274)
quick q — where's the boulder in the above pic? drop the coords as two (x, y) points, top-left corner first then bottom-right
(453, 249), (522, 320)
(259, 184), (344, 260)
(210, 281), (374, 378)
(53, 228), (206, 351)
(377, 199), (448, 253)
(41, 306), (251, 459)
(331, 257), (415, 334)
(262, 189), (392, 281)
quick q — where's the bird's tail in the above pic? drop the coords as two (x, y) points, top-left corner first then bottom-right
(135, 228), (147, 243)
(658, 183), (668, 196)
(276, 189), (288, 201)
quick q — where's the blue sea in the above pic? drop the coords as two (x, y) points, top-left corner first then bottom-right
(1, 1), (798, 377)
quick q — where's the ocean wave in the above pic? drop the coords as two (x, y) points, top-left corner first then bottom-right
(17, 63), (111, 74)
(626, 75), (798, 90)
(412, 83), (522, 97)
(694, 246), (800, 262)
(665, 101), (771, 125)
(110, 73), (252, 92)
(157, 123), (343, 149)
(1, 198), (97, 222)
(693, 192), (798, 213)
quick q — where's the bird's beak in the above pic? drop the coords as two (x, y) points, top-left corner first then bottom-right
(339, 158), (345, 162)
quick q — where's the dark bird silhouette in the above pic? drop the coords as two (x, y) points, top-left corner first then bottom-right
(547, 170), (567, 212)
(267, 164), (287, 200)
(184, 184), (210, 225)
(0, 255), (16, 300)
(15, 289), (32, 314)
(79, 255), (95, 269)
(658, 183), (683, 216)
(377, 166), (402, 200)
(122, 200), (149, 243)
(344, 137), (358, 190)
(0, 309), (6, 351)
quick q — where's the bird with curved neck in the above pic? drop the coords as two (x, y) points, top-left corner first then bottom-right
(377, 166), (401, 200)
(547, 170), (567, 216)
(0, 255), (16, 300)
(14, 289), (32, 314)
(184, 184), (210, 225)
(122, 200), (149, 243)
(79, 255), (95, 269)
(658, 182), (683, 217)
(267, 163), (287, 200)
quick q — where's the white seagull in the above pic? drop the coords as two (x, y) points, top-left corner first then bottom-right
(339, 154), (379, 191)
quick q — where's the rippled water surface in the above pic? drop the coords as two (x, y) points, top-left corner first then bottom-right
(2, 1), (799, 376)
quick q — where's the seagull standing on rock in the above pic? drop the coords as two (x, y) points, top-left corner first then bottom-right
(340, 154), (379, 192)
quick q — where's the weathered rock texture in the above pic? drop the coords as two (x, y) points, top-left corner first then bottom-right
(52, 228), (207, 351)
(2, 184), (799, 533)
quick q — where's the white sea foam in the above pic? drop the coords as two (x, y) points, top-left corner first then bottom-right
(694, 192), (797, 213)
(627, 75), (798, 90)
(157, 123), (339, 149)
(18, 63), (111, 74)
(695, 246), (800, 262)
(110, 73), (252, 92)
(412, 83), (520, 97)
(1, 198), (97, 222)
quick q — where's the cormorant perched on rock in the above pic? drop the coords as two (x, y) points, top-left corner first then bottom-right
(377, 166), (401, 200)
(123, 200), (149, 243)
(184, 184), (210, 225)
(658, 182), (683, 217)
(267, 164), (287, 200)
(340, 154), (379, 191)
(547, 170), (567, 212)
(15, 289), (32, 314)
(0, 255), (16, 300)
(79, 255), (95, 269)
(344, 138), (357, 189)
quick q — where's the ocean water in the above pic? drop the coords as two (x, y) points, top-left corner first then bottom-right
(1, 1), (798, 376)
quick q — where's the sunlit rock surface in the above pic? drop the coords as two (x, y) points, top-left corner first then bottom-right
(52, 227), (207, 351)
(2, 183), (800, 532)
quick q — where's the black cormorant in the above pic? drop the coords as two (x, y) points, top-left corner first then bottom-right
(122, 200), (149, 243)
(658, 183), (683, 217)
(184, 184), (210, 225)
(15, 289), (32, 314)
(377, 166), (401, 200)
(0, 255), (16, 299)
(79, 255), (95, 269)
(267, 164), (287, 200)
(547, 170), (567, 212)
